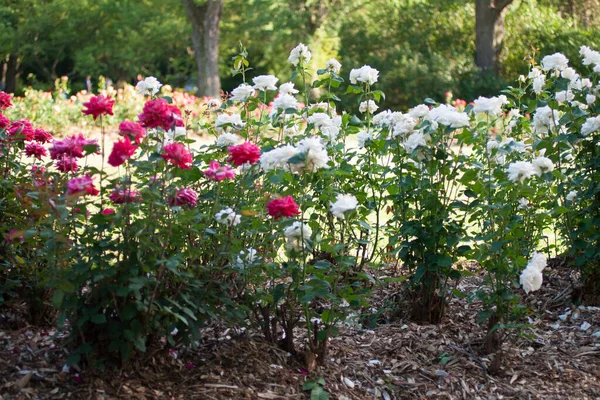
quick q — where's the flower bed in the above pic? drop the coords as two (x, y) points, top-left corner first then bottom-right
(1, 44), (599, 375)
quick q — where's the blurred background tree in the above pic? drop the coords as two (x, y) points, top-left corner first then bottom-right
(1, 0), (600, 110)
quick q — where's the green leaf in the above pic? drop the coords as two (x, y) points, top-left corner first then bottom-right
(91, 314), (107, 324)
(52, 290), (64, 308)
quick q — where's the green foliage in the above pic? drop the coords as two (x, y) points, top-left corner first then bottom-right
(302, 376), (329, 400)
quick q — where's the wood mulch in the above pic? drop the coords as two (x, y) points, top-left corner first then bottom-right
(1, 262), (599, 399)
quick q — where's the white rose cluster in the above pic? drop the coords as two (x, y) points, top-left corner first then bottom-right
(330, 194), (359, 219)
(349, 65), (379, 86)
(215, 208), (241, 227)
(472, 95), (508, 116)
(284, 221), (312, 251)
(259, 137), (329, 173)
(519, 252), (547, 294)
(136, 76), (162, 96)
(288, 43), (312, 66)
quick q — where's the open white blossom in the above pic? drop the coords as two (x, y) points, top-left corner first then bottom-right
(372, 110), (393, 126)
(555, 90), (574, 103)
(520, 266), (543, 294)
(527, 252), (547, 272)
(533, 106), (559, 134)
(580, 45), (600, 66)
(215, 208), (241, 226)
(586, 94), (597, 104)
(528, 67), (543, 79)
(404, 131), (428, 153)
(236, 248), (258, 266)
(581, 115), (600, 136)
(215, 113), (245, 132)
(508, 109), (522, 119)
(518, 198), (530, 209)
(284, 221), (312, 251)
(392, 115), (417, 137)
(566, 190), (578, 202)
(308, 113), (340, 142)
(330, 194), (359, 219)
(230, 83), (255, 102)
(325, 58), (342, 73)
(216, 132), (241, 148)
(359, 100), (379, 114)
(533, 75), (546, 94)
(409, 104), (430, 119)
(428, 104), (469, 128)
(270, 93), (298, 116)
(253, 75), (279, 91)
(561, 67), (578, 81)
(288, 43), (311, 66)
(541, 52), (569, 71)
(487, 140), (500, 154)
(279, 82), (299, 95)
(136, 76), (162, 96)
(349, 65), (379, 85)
(472, 95), (508, 116)
(581, 78), (593, 88)
(357, 129), (374, 147)
(532, 156), (554, 176)
(259, 145), (298, 171)
(507, 161), (537, 183)
(284, 221), (312, 240)
(296, 137), (330, 172)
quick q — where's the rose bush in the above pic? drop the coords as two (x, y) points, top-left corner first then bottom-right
(1, 43), (599, 370)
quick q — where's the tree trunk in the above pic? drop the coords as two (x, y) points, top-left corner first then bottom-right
(5, 54), (19, 94)
(475, 0), (513, 73)
(1, 60), (6, 91)
(182, 0), (223, 98)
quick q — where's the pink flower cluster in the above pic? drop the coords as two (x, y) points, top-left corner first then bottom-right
(49, 133), (99, 173)
(161, 142), (193, 169)
(108, 136), (137, 167)
(227, 142), (261, 166)
(0, 92), (13, 110)
(266, 196), (300, 220)
(82, 95), (115, 120)
(67, 174), (99, 197)
(109, 186), (141, 204)
(118, 121), (146, 144)
(169, 187), (198, 207)
(138, 99), (184, 131)
(203, 160), (235, 181)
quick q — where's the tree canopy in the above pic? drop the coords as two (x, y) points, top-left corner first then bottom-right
(2, 0), (600, 109)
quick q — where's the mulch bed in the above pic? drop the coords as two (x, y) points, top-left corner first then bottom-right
(1, 262), (599, 399)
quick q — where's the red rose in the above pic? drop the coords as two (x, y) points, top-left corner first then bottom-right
(33, 128), (53, 143)
(169, 187), (198, 207)
(7, 119), (34, 141)
(138, 99), (175, 131)
(118, 121), (146, 144)
(55, 155), (79, 173)
(227, 142), (261, 166)
(266, 196), (300, 220)
(161, 142), (193, 169)
(82, 95), (115, 120)
(24, 142), (47, 160)
(107, 136), (137, 167)
(0, 113), (10, 129)
(0, 92), (13, 110)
